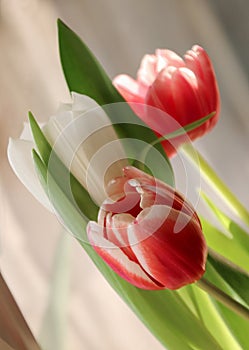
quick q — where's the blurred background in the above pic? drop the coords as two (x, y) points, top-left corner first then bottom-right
(1, 0), (249, 349)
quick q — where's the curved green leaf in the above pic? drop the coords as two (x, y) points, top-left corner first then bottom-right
(57, 19), (174, 186)
(29, 112), (98, 220)
(208, 253), (249, 308)
(156, 113), (215, 143)
(201, 192), (249, 274)
(201, 216), (249, 273)
(201, 192), (249, 251)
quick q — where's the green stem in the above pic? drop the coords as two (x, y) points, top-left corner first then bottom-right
(182, 144), (249, 227)
(197, 278), (249, 322)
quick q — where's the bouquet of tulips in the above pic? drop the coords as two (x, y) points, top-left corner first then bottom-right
(5, 20), (249, 350)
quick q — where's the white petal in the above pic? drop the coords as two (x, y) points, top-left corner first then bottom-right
(21, 121), (45, 141)
(71, 92), (100, 112)
(7, 138), (52, 211)
(44, 96), (127, 205)
(56, 102), (72, 113)
(20, 122), (33, 141)
(42, 110), (74, 145)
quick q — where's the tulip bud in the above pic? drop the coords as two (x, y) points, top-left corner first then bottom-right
(113, 45), (220, 157)
(87, 166), (207, 290)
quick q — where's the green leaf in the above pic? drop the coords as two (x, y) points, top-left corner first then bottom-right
(58, 19), (122, 105)
(201, 192), (249, 250)
(140, 113), (214, 176)
(202, 258), (249, 349)
(182, 145), (249, 227)
(29, 113), (98, 221)
(57, 19), (174, 187)
(32, 149), (88, 241)
(156, 112), (215, 143)
(201, 216), (249, 273)
(177, 284), (243, 350)
(33, 151), (223, 350)
(213, 302), (249, 350)
(29, 111), (51, 165)
(207, 253), (249, 308)
(200, 192), (249, 273)
(176, 253), (249, 350)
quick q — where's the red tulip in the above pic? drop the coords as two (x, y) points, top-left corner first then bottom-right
(113, 45), (220, 157)
(87, 166), (207, 290)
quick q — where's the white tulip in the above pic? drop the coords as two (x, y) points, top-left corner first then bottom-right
(8, 93), (127, 210)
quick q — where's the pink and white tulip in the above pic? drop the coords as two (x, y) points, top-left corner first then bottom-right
(87, 166), (207, 290)
(113, 45), (220, 157)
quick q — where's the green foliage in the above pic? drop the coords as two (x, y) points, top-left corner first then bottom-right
(57, 19), (174, 187)
(201, 192), (249, 273)
(156, 113), (215, 143)
(29, 113), (98, 221)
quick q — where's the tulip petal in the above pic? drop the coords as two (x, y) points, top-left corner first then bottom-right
(20, 122), (33, 141)
(105, 213), (139, 262)
(137, 54), (158, 87)
(146, 67), (177, 119)
(41, 94), (127, 206)
(57, 102), (72, 113)
(87, 221), (162, 289)
(184, 45), (219, 112)
(7, 138), (52, 210)
(21, 121), (46, 141)
(106, 213), (134, 246)
(171, 67), (205, 124)
(123, 166), (200, 224)
(123, 166), (176, 199)
(113, 74), (146, 103)
(156, 49), (185, 69)
(185, 46), (215, 90)
(103, 182), (141, 216)
(54, 93), (101, 116)
(128, 205), (206, 289)
(71, 92), (101, 112)
(105, 176), (127, 199)
(113, 45), (219, 156)
(42, 110), (91, 192)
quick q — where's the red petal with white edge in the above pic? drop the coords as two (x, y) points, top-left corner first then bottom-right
(105, 213), (134, 247)
(103, 180), (141, 216)
(128, 205), (207, 290)
(105, 213), (138, 263)
(87, 221), (162, 290)
(123, 166), (201, 226)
